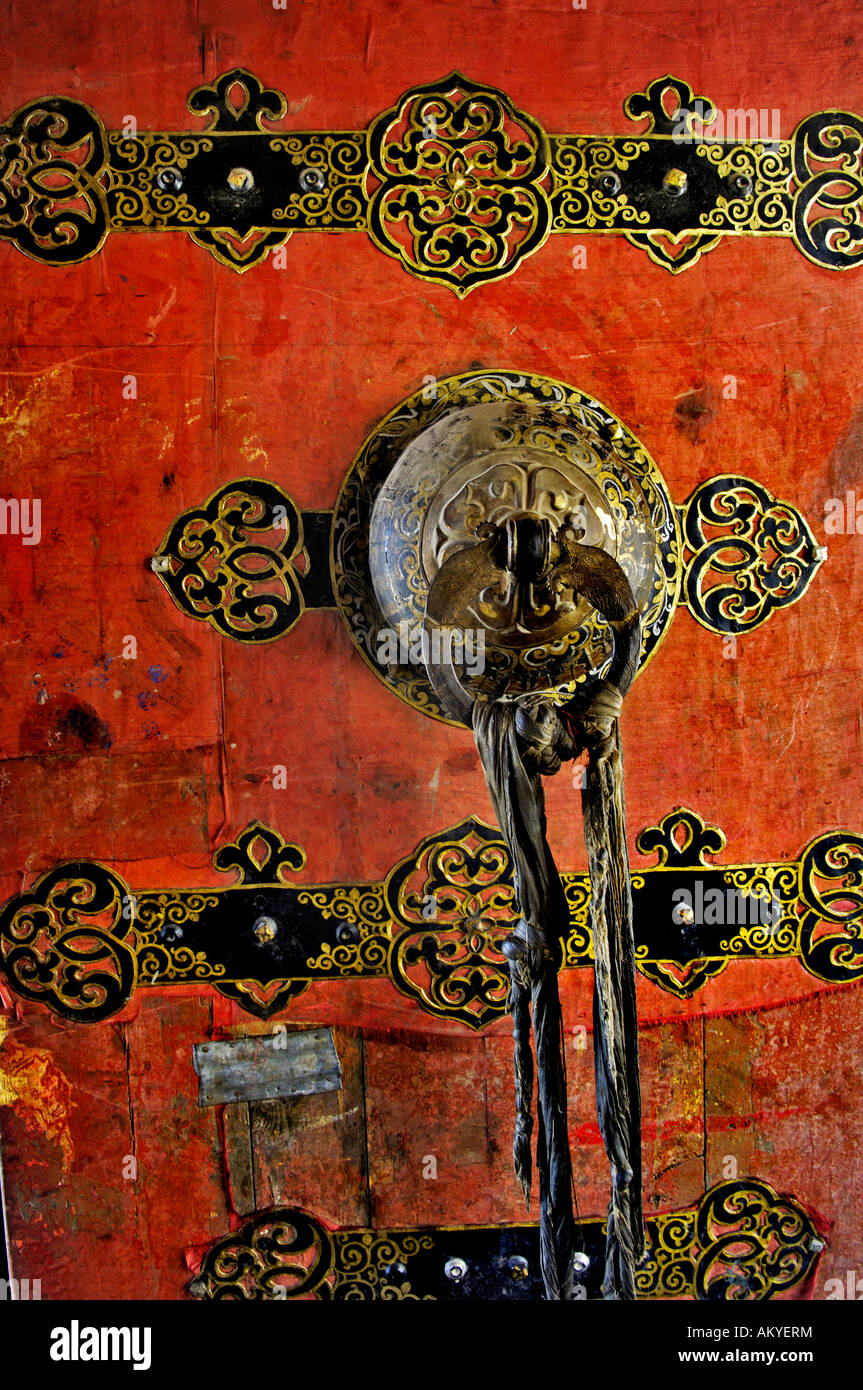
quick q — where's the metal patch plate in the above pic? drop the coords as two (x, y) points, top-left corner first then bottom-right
(192, 1028), (341, 1107)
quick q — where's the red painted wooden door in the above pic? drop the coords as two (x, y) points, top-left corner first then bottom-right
(0, 0), (861, 1303)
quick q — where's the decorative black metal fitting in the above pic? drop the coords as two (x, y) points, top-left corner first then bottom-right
(2, 69), (862, 285)
(1, 807), (860, 1025)
(188, 1176), (824, 1301)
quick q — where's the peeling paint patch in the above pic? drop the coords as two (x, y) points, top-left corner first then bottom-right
(0, 1018), (74, 1177)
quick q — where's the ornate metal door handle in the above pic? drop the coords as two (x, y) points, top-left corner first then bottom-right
(150, 374), (824, 715)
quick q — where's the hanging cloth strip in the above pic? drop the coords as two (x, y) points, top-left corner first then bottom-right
(424, 519), (645, 1300)
(472, 695), (577, 1300)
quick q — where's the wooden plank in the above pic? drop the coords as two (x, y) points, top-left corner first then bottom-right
(222, 1103), (255, 1216)
(248, 1027), (371, 1229)
(123, 994), (229, 1297)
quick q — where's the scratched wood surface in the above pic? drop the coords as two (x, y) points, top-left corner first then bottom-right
(0, 0), (861, 1300)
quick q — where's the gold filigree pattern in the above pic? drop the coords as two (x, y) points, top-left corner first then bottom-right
(2, 812), (860, 1024)
(3, 70), (860, 280)
(636, 1211), (695, 1298)
(719, 867), (800, 959)
(153, 480), (306, 644)
(190, 1178), (822, 1301)
(383, 818), (517, 1028)
(136, 894), (226, 984)
(332, 371), (681, 726)
(697, 141), (792, 234)
(300, 885), (390, 975)
(328, 1232), (437, 1301)
(561, 875), (593, 965)
(797, 833), (863, 984)
(0, 863), (137, 1022)
(107, 135), (213, 228)
(637, 1178), (821, 1300)
(365, 71), (551, 295)
(270, 133), (366, 229)
(792, 111), (863, 270)
(551, 138), (652, 230)
(0, 97), (109, 264)
(681, 475), (824, 636)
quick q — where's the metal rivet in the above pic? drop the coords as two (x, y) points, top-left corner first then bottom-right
(572, 1251), (590, 1274)
(597, 171), (621, 197)
(444, 1257), (468, 1283)
(299, 167), (326, 193)
(663, 168), (688, 195)
(730, 173), (753, 198)
(678, 906), (695, 926)
(150, 554), (173, 573)
(383, 1262), (408, 1283)
(156, 167), (183, 193)
(227, 167), (254, 192)
(336, 923), (359, 945)
(254, 915), (278, 943)
(807, 1237), (825, 1253)
(507, 1255), (529, 1280)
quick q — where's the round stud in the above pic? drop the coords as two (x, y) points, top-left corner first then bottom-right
(253, 915), (278, 943)
(444, 1257), (468, 1282)
(336, 923), (360, 945)
(299, 167), (326, 193)
(227, 167), (254, 193)
(730, 173), (753, 198)
(597, 171), (622, 197)
(663, 168), (688, 196)
(156, 167), (183, 194)
(507, 1255), (530, 1280)
(572, 1250), (590, 1274)
(383, 1262), (408, 1282)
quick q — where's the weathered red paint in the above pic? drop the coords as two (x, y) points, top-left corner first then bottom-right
(0, 0), (861, 1301)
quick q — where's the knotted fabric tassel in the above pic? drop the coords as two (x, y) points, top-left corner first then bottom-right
(423, 515), (645, 1300)
(473, 696), (576, 1301)
(508, 964), (534, 1207)
(566, 689), (644, 1300)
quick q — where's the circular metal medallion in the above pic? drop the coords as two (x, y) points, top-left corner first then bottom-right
(331, 371), (681, 726)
